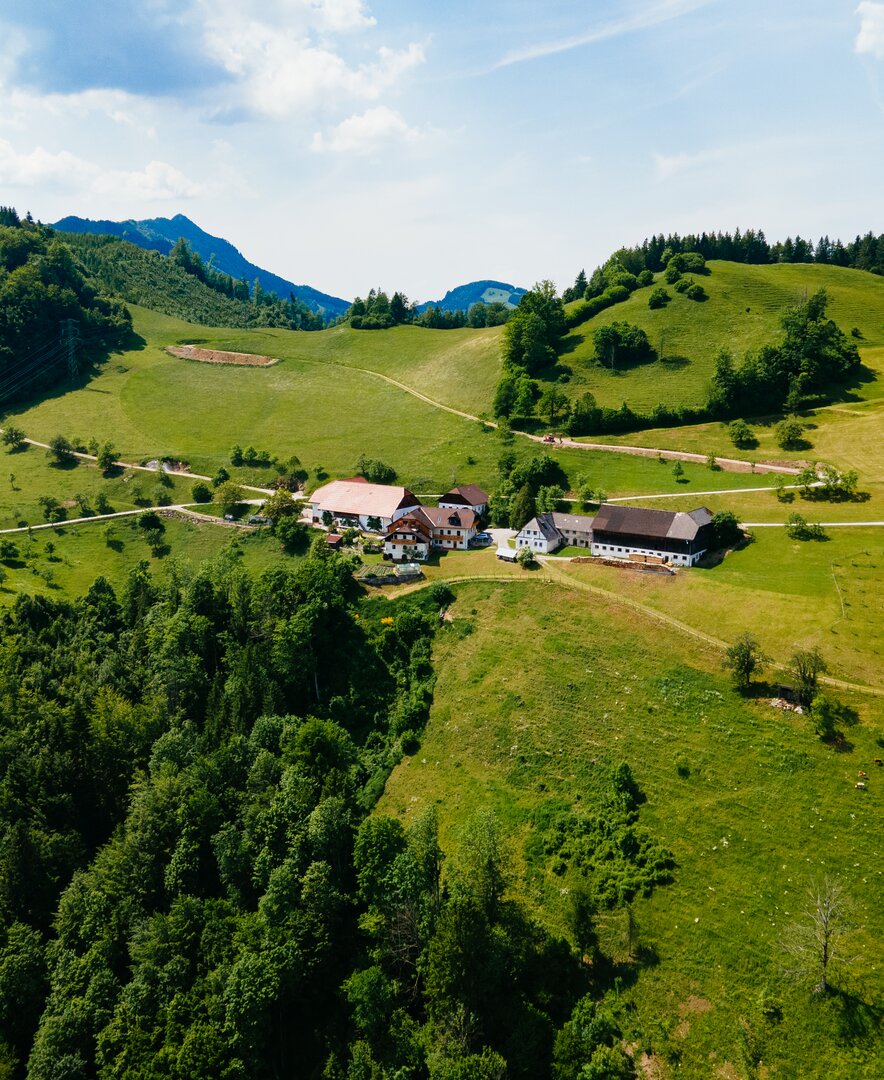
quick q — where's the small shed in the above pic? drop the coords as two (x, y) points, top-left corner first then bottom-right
(325, 533), (343, 549)
(496, 546), (517, 562)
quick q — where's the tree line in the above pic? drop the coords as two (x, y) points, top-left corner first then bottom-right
(563, 228), (884, 294)
(346, 289), (513, 330)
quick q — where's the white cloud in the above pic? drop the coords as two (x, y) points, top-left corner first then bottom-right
(0, 139), (95, 188)
(0, 139), (200, 199)
(193, 0), (424, 117)
(94, 160), (203, 200)
(493, 0), (714, 69)
(856, 2), (884, 59)
(311, 106), (421, 153)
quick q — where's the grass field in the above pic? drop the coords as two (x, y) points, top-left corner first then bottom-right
(580, 392), (884, 480)
(4, 307), (783, 499)
(379, 579), (884, 1079)
(0, 442), (196, 530)
(0, 514), (291, 600)
(549, 527), (884, 691)
(557, 261), (884, 413)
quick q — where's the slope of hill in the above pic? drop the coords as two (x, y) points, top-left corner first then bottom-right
(555, 260), (884, 413)
(60, 232), (286, 329)
(416, 279), (526, 313)
(379, 578), (884, 1078)
(53, 213), (350, 317)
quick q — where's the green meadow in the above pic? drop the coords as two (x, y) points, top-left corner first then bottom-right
(0, 442), (195, 530)
(4, 306), (778, 498)
(0, 514), (291, 600)
(379, 579), (884, 1079)
(557, 260), (884, 413)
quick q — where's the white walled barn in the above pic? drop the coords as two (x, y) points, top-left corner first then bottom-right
(309, 478), (420, 531)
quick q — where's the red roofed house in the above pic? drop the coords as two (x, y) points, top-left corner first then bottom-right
(384, 506), (478, 560)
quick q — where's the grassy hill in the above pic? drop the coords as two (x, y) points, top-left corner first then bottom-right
(2, 306), (778, 496)
(556, 261), (884, 413)
(380, 578), (884, 1078)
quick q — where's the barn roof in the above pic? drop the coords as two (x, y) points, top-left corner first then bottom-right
(310, 479), (418, 518)
(592, 504), (712, 541)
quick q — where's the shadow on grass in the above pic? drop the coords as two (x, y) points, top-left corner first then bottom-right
(1, 326), (147, 415)
(48, 455), (80, 471)
(830, 986), (884, 1042)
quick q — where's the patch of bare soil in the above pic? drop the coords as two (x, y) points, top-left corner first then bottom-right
(166, 345), (279, 367)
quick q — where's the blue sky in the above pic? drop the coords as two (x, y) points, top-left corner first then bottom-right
(2, 0), (884, 301)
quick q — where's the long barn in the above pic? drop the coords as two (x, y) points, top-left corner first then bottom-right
(590, 504), (713, 566)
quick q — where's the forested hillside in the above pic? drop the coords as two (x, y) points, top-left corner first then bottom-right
(61, 232), (325, 331)
(0, 551), (664, 1078)
(0, 208), (131, 400)
(53, 213), (350, 318)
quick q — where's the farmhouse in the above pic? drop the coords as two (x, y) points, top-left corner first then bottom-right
(384, 506), (478, 560)
(310, 478), (419, 530)
(384, 516), (432, 561)
(591, 504), (713, 566)
(516, 512), (594, 554)
(438, 484), (489, 517)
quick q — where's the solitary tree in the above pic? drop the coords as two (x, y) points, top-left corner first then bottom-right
(672, 461), (685, 483)
(516, 546), (537, 569)
(1, 426), (26, 451)
(776, 417), (806, 450)
(723, 633), (770, 688)
(789, 647), (827, 705)
(214, 481), (244, 515)
(783, 878), (852, 994)
(48, 434), (74, 464)
(728, 418), (755, 448)
(97, 442), (117, 473)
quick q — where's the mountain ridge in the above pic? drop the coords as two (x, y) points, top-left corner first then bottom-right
(416, 279), (526, 313)
(52, 213), (351, 318)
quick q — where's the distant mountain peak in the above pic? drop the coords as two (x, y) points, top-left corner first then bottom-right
(51, 213), (350, 318)
(416, 279), (526, 314)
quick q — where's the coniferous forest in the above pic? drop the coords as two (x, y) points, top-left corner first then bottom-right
(0, 545), (669, 1079)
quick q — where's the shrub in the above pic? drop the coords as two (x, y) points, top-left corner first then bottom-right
(728, 418), (756, 448)
(776, 417), (806, 450)
(636, 269), (654, 287)
(647, 287), (670, 309)
(673, 277), (691, 294)
(686, 282), (707, 301)
(191, 482), (212, 503)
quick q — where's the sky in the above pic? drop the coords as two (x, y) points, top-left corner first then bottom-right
(2, 0), (884, 303)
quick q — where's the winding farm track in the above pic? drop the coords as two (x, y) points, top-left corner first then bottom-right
(0, 433), (275, 496)
(288, 356), (802, 475)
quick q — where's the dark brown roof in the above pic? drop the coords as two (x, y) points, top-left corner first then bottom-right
(592, 504), (712, 541)
(386, 514), (432, 540)
(417, 506), (477, 530)
(440, 484), (489, 506)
